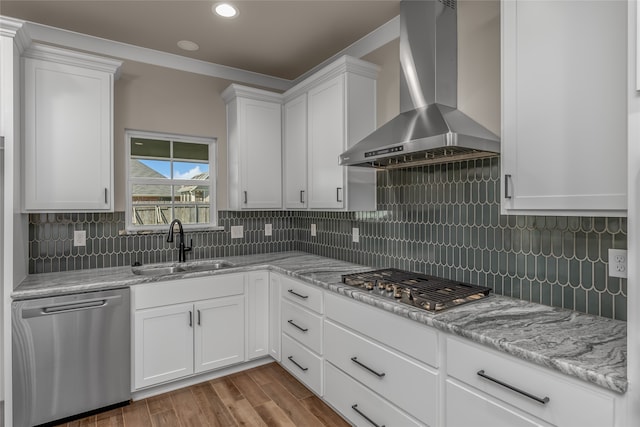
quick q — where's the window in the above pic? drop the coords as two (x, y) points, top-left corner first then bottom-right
(125, 130), (217, 231)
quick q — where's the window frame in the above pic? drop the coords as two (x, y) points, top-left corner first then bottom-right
(125, 129), (219, 232)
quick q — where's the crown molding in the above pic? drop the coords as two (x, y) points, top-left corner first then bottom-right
(20, 20), (293, 91)
(221, 83), (284, 104)
(24, 43), (123, 77)
(1, 13), (400, 92)
(0, 16), (31, 53)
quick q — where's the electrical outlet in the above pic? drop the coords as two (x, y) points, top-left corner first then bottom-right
(265, 223), (272, 236)
(352, 227), (360, 243)
(608, 249), (627, 278)
(311, 223), (317, 237)
(231, 225), (244, 239)
(73, 230), (86, 247)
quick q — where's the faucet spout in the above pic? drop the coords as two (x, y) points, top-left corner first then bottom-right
(167, 219), (192, 262)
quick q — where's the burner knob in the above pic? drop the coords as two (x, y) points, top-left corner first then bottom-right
(364, 281), (374, 290)
(377, 281), (386, 290)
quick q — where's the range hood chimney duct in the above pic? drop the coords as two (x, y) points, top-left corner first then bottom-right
(339, 0), (500, 169)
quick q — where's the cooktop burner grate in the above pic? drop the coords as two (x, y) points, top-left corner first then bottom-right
(342, 268), (492, 311)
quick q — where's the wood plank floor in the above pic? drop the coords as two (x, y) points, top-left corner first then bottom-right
(54, 362), (350, 427)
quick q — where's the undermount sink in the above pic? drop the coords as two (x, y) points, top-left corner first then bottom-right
(132, 260), (234, 276)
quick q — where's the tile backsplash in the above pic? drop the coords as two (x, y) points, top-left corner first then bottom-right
(29, 158), (627, 320)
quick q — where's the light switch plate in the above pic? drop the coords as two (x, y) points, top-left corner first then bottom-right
(73, 230), (86, 247)
(311, 224), (317, 237)
(231, 225), (244, 239)
(352, 227), (360, 243)
(265, 223), (272, 236)
(609, 249), (627, 278)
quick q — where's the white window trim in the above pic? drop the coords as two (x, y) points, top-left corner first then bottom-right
(125, 129), (219, 232)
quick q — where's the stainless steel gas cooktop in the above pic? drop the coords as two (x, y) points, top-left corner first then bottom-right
(342, 268), (492, 312)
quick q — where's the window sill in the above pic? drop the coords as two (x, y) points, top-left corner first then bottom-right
(119, 225), (226, 236)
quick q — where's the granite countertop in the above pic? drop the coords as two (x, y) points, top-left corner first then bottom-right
(13, 251), (627, 394)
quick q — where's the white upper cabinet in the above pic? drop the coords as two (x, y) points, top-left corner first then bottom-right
(223, 84), (283, 210)
(23, 44), (121, 212)
(283, 94), (308, 209)
(283, 56), (379, 211)
(501, 0), (627, 216)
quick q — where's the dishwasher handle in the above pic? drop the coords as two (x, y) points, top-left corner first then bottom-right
(21, 294), (123, 318)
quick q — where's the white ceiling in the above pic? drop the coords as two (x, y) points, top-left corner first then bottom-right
(0, 0), (400, 80)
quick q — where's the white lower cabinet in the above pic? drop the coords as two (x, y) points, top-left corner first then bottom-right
(133, 273), (246, 390)
(194, 296), (245, 373)
(134, 303), (195, 388)
(446, 380), (546, 427)
(324, 362), (424, 427)
(281, 334), (323, 396)
(324, 292), (438, 426)
(445, 337), (616, 427)
(246, 271), (269, 360)
(324, 320), (437, 425)
(269, 273), (282, 361)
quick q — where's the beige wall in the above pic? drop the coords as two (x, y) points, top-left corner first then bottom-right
(113, 61), (233, 211)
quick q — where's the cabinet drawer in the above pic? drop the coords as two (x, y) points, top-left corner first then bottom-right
(134, 273), (245, 309)
(325, 292), (438, 367)
(446, 380), (547, 427)
(446, 337), (614, 427)
(281, 300), (322, 354)
(280, 275), (323, 313)
(281, 334), (322, 396)
(324, 362), (424, 427)
(324, 320), (437, 426)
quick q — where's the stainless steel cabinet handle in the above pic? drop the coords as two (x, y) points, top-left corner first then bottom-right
(336, 187), (343, 202)
(477, 370), (550, 405)
(287, 319), (308, 332)
(351, 404), (385, 427)
(351, 357), (386, 378)
(287, 356), (308, 372)
(287, 289), (309, 299)
(243, 191), (248, 204)
(300, 190), (305, 204)
(504, 174), (512, 199)
(104, 188), (108, 204)
(189, 311), (193, 327)
(197, 309), (201, 326)
(42, 299), (107, 314)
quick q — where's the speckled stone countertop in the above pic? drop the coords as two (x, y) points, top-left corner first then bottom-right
(13, 251), (627, 394)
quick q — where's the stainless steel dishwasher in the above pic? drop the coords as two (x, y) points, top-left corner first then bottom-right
(12, 288), (131, 426)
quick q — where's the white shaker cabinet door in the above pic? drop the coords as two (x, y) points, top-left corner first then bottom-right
(501, 0), (627, 216)
(194, 295), (245, 373)
(307, 75), (345, 210)
(24, 57), (115, 211)
(283, 93), (308, 209)
(246, 271), (269, 360)
(134, 303), (194, 389)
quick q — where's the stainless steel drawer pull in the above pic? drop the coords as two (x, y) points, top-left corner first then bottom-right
(287, 319), (308, 332)
(351, 357), (386, 378)
(287, 289), (309, 299)
(287, 356), (308, 372)
(477, 370), (550, 405)
(351, 404), (385, 427)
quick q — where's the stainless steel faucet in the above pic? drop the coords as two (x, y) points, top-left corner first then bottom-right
(167, 219), (192, 262)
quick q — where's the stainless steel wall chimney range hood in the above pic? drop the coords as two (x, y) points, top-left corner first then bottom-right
(339, 0), (500, 169)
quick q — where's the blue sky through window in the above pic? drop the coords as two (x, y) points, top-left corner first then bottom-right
(140, 159), (209, 179)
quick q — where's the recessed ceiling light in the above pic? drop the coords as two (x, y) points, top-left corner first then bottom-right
(213, 2), (239, 18)
(177, 40), (199, 51)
